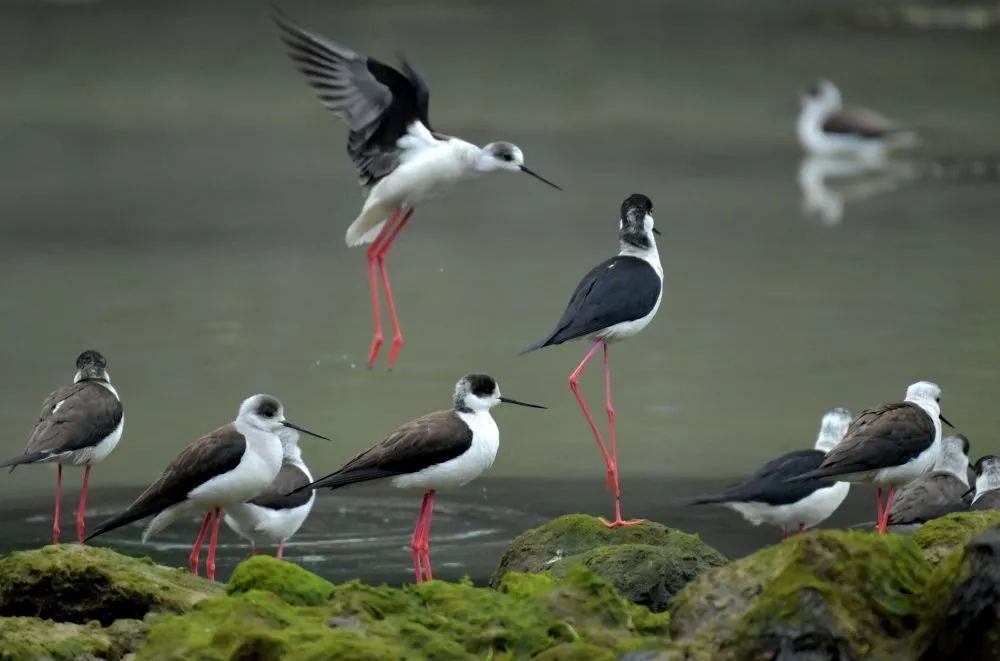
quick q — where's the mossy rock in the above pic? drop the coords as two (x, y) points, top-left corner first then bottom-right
(669, 531), (932, 660)
(912, 510), (1000, 564)
(0, 545), (221, 626)
(228, 555), (334, 606)
(490, 514), (725, 612)
(919, 527), (1000, 659)
(140, 567), (671, 659)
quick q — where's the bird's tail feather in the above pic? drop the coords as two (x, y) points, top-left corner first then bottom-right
(1, 452), (47, 471)
(683, 494), (732, 506)
(345, 202), (394, 247)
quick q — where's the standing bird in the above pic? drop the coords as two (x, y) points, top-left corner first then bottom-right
(687, 408), (852, 539)
(797, 79), (918, 159)
(971, 455), (1000, 511)
(293, 374), (544, 583)
(273, 9), (560, 368)
(2, 350), (123, 544)
(224, 426), (315, 559)
(791, 381), (954, 535)
(86, 395), (330, 581)
(522, 194), (662, 528)
(882, 434), (971, 528)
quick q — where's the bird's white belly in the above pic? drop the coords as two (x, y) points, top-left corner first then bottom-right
(391, 412), (499, 491)
(373, 142), (473, 207)
(62, 417), (124, 467)
(799, 122), (885, 158)
(188, 444), (282, 508)
(594, 288), (663, 343)
(224, 494), (315, 545)
(727, 482), (849, 530)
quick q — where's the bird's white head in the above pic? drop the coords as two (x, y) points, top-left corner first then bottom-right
(619, 193), (658, 253)
(935, 434), (970, 485)
(905, 380), (942, 410)
(815, 407), (852, 453)
(453, 373), (547, 414)
(236, 394), (332, 442)
(478, 142), (561, 189)
(73, 349), (110, 384)
(974, 455), (1000, 497)
(800, 79), (842, 115)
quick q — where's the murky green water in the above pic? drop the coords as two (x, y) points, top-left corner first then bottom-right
(1, 1), (998, 582)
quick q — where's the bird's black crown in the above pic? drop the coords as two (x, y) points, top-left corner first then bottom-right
(621, 194), (653, 220)
(75, 350), (107, 370)
(464, 373), (498, 398)
(956, 434), (971, 456)
(255, 396), (281, 419)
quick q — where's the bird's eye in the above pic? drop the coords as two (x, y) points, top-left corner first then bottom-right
(936, 397), (941, 403)
(501, 153), (513, 162)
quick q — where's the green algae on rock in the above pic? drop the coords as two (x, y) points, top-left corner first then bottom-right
(228, 555), (334, 606)
(140, 566), (670, 659)
(912, 510), (1000, 564)
(490, 514), (725, 612)
(669, 530), (932, 660)
(0, 544), (221, 626)
(0, 616), (136, 661)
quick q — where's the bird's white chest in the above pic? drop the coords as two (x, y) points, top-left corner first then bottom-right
(391, 411), (499, 491)
(188, 431), (283, 507)
(376, 139), (475, 205)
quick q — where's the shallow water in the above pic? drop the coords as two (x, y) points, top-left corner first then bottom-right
(0, 0), (998, 581)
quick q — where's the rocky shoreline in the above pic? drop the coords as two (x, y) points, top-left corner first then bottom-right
(1, 511), (999, 659)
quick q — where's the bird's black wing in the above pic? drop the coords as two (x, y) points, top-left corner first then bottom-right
(886, 472), (968, 525)
(301, 410), (472, 492)
(522, 256), (660, 352)
(822, 106), (899, 139)
(972, 491), (1000, 512)
(86, 425), (246, 540)
(249, 463), (313, 510)
(273, 8), (432, 187)
(689, 450), (830, 506)
(3, 381), (123, 468)
(793, 403), (935, 480)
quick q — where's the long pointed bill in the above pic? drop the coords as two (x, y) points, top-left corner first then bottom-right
(520, 165), (561, 190)
(499, 396), (547, 409)
(652, 227), (662, 235)
(940, 414), (956, 429)
(282, 420), (333, 441)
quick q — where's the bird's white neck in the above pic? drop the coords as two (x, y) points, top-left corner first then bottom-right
(619, 239), (662, 278)
(934, 448), (969, 486)
(974, 466), (1000, 502)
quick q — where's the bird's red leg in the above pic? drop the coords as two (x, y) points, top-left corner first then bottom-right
(875, 487), (883, 530)
(76, 465), (91, 544)
(276, 539), (284, 560)
(419, 490), (436, 582)
(366, 209), (401, 368)
(781, 528), (788, 541)
(206, 507), (222, 581)
(411, 492), (431, 584)
(377, 208), (414, 368)
(601, 342), (644, 528)
(189, 511), (213, 575)
(52, 464), (62, 544)
(250, 543), (257, 557)
(878, 486), (897, 535)
(798, 523), (805, 537)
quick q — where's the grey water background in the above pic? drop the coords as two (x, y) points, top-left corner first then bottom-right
(0, 0), (998, 583)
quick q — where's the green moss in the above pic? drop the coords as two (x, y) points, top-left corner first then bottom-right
(141, 567), (670, 659)
(670, 531), (932, 659)
(0, 617), (119, 660)
(228, 555), (334, 606)
(0, 544), (221, 626)
(912, 511), (1000, 563)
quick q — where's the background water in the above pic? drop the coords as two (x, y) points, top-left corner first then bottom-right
(1, 0), (998, 583)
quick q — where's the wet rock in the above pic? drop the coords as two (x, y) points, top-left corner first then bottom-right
(140, 567), (670, 659)
(669, 531), (932, 660)
(490, 514), (726, 611)
(0, 544), (221, 626)
(912, 510), (1000, 564)
(228, 555), (334, 606)
(920, 527), (1000, 659)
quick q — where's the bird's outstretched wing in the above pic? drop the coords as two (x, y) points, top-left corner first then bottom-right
(522, 255), (660, 352)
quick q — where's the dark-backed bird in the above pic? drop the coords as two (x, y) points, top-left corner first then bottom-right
(522, 194), (662, 528)
(791, 381), (954, 534)
(273, 7), (560, 368)
(86, 395), (330, 580)
(293, 374), (544, 583)
(971, 455), (1000, 511)
(2, 350), (123, 545)
(688, 408), (852, 539)
(224, 427), (315, 560)
(881, 434), (970, 529)
(797, 79), (917, 159)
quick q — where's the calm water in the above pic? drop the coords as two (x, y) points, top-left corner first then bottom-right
(1, 0), (998, 583)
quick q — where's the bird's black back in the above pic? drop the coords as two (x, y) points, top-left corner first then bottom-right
(689, 449), (831, 506)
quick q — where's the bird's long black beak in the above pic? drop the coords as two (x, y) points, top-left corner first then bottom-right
(282, 420), (333, 441)
(520, 165), (561, 190)
(500, 396), (547, 409)
(940, 414), (956, 429)
(961, 485), (975, 499)
(652, 227), (662, 235)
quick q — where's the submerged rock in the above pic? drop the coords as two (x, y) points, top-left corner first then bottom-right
(490, 514), (726, 611)
(0, 544), (221, 626)
(669, 531), (932, 660)
(912, 510), (1000, 564)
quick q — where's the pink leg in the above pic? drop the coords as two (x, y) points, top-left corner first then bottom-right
(877, 486), (897, 535)
(376, 208), (413, 368)
(52, 464), (63, 545)
(798, 523), (805, 537)
(418, 490), (436, 581)
(206, 507), (222, 581)
(250, 544), (257, 557)
(76, 465), (91, 544)
(276, 539), (285, 560)
(601, 343), (644, 528)
(410, 492), (432, 583)
(569, 341), (616, 478)
(366, 209), (401, 368)
(875, 487), (883, 527)
(189, 511), (213, 575)
(781, 528), (788, 541)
